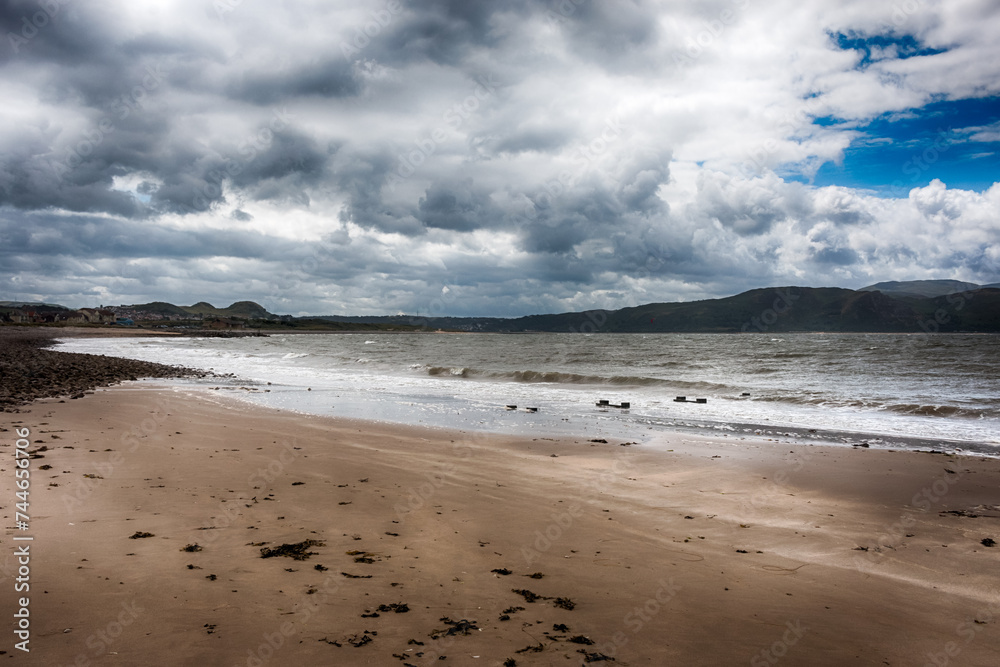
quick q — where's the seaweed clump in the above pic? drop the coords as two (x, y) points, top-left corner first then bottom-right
(260, 539), (325, 560)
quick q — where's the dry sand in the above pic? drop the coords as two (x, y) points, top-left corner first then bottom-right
(3, 385), (1000, 666)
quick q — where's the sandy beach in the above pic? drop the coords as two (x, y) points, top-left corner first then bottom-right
(2, 382), (998, 666)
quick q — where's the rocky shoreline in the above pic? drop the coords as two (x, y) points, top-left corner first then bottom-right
(0, 328), (207, 411)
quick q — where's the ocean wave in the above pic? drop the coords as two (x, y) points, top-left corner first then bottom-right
(282, 352), (310, 359)
(427, 366), (473, 377)
(765, 394), (996, 419)
(422, 366), (730, 390)
(882, 403), (995, 419)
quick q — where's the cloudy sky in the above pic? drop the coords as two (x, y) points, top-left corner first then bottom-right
(1, 0), (998, 316)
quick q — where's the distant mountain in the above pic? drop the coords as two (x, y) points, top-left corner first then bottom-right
(860, 280), (982, 298)
(129, 301), (194, 318)
(0, 301), (70, 310)
(130, 300), (278, 319)
(313, 286), (1000, 333)
(179, 301), (276, 319)
(491, 287), (923, 333)
(891, 288), (1000, 332)
(4, 285), (999, 333)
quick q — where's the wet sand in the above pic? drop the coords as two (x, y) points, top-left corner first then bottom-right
(4, 385), (1000, 666)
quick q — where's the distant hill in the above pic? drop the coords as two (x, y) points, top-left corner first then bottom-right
(860, 280), (982, 298)
(892, 288), (1000, 332)
(490, 287), (923, 333)
(129, 300), (278, 319)
(315, 286), (1000, 333)
(0, 301), (70, 310)
(130, 301), (195, 318)
(4, 284), (999, 333)
(179, 301), (276, 319)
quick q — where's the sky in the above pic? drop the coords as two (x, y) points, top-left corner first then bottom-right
(1, 0), (998, 317)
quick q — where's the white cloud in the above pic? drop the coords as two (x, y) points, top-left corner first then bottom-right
(1, 0), (998, 313)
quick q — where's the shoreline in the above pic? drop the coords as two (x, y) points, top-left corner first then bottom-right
(0, 328), (208, 411)
(39, 329), (1000, 458)
(5, 384), (1000, 664)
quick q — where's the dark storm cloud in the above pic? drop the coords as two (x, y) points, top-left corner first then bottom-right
(0, 147), (144, 219)
(0, 210), (294, 260)
(225, 58), (360, 105)
(490, 123), (574, 155)
(2, 0), (998, 314)
(513, 150), (672, 254)
(812, 245), (861, 265)
(2, 0), (112, 64)
(556, 0), (662, 66)
(334, 150), (425, 236)
(417, 179), (499, 231)
(370, 0), (533, 66)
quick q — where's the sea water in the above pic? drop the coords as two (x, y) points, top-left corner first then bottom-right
(54, 333), (1000, 455)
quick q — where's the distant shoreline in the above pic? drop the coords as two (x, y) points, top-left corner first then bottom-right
(3, 323), (1000, 337)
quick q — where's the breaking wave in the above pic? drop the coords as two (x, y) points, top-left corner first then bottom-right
(423, 366), (730, 391)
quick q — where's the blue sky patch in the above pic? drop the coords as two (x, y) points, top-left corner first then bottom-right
(831, 31), (948, 69)
(810, 97), (1000, 195)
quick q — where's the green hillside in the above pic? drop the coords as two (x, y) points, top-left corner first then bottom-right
(179, 301), (276, 319)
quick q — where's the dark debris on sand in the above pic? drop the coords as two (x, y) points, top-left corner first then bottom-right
(0, 329), (206, 411)
(430, 617), (478, 638)
(512, 588), (575, 609)
(259, 539), (325, 560)
(511, 589), (541, 603)
(515, 643), (544, 654)
(578, 649), (616, 662)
